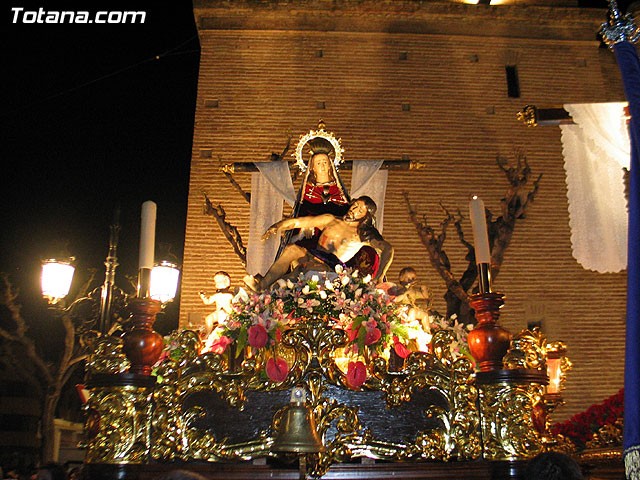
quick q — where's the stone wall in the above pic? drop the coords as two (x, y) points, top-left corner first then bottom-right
(183, 0), (627, 421)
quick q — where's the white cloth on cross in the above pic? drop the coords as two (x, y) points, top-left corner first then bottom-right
(350, 159), (388, 232)
(561, 102), (629, 273)
(246, 162), (296, 275)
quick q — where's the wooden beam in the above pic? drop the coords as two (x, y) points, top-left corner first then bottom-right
(220, 159), (426, 174)
(517, 104), (574, 127)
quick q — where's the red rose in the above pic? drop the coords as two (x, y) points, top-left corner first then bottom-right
(364, 327), (381, 345)
(210, 336), (232, 354)
(248, 324), (269, 349)
(346, 361), (367, 388)
(266, 357), (289, 382)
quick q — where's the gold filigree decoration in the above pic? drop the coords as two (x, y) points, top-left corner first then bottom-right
(86, 323), (559, 472)
(86, 335), (129, 375)
(517, 105), (538, 127)
(586, 417), (623, 450)
(479, 381), (546, 460)
(85, 385), (154, 464)
(145, 318), (483, 472)
(503, 327), (546, 370)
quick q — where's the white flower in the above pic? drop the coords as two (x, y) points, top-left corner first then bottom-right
(302, 285), (310, 295)
(298, 297), (305, 305)
(319, 290), (327, 299)
(277, 279), (287, 288)
(354, 288), (362, 298)
(233, 288), (249, 304)
(325, 279), (334, 290)
(341, 276), (350, 286)
(335, 265), (344, 274)
(362, 274), (372, 284)
(287, 279), (295, 289)
(311, 274), (319, 283)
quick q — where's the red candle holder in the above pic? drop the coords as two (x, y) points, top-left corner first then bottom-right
(467, 292), (511, 372)
(122, 297), (164, 375)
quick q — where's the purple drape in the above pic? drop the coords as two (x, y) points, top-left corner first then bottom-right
(613, 40), (640, 476)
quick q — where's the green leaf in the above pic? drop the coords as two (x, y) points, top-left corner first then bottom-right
(357, 326), (366, 352)
(391, 324), (410, 339)
(352, 315), (366, 330)
(236, 328), (248, 357)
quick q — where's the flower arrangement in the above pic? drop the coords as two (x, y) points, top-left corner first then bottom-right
(202, 266), (472, 386)
(551, 388), (624, 449)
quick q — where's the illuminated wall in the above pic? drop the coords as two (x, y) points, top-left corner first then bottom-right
(183, 0), (626, 421)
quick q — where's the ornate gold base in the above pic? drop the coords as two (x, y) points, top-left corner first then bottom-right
(83, 320), (571, 477)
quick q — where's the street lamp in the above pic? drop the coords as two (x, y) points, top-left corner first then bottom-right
(40, 202), (181, 377)
(40, 217), (125, 335)
(150, 261), (181, 304)
(41, 258), (76, 304)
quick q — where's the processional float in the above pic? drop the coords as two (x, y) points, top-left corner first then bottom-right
(80, 122), (579, 480)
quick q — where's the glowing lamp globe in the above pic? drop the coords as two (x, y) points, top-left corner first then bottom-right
(150, 261), (180, 304)
(41, 259), (75, 304)
(546, 357), (562, 394)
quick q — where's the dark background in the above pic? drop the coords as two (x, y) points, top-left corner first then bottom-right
(0, 0), (616, 340)
(2, 1), (199, 335)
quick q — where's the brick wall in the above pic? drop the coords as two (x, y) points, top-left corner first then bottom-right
(183, 0), (627, 421)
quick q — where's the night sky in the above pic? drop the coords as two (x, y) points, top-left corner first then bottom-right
(0, 0), (615, 334)
(2, 2), (199, 332)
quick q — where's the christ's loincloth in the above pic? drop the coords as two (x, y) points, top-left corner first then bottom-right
(307, 248), (346, 270)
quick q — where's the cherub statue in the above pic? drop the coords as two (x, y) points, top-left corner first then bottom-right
(199, 271), (235, 337)
(244, 196), (393, 292)
(389, 267), (432, 330)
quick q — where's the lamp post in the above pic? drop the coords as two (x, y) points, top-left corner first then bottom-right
(41, 214), (180, 335)
(40, 204), (181, 361)
(41, 257), (76, 305)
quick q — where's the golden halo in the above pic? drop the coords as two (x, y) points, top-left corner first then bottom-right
(294, 121), (344, 172)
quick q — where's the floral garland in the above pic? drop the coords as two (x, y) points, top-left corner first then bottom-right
(551, 388), (624, 449)
(202, 267), (471, 386)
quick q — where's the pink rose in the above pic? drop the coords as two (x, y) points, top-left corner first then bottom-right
(248, 324), (269, 348)
(346, 361), (367, 388)
(266, 357), (289, 382)
(210, 336), (232, 354)
(364, 327), (381, 345)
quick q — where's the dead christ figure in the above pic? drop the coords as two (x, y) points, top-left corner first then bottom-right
(244, 196), (393, 292)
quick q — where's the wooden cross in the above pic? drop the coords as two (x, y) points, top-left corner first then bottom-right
(220, 158), (426, 174)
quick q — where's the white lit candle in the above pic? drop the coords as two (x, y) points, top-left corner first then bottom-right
(139, 201), (157, 270)
(469, 195), (491, 264)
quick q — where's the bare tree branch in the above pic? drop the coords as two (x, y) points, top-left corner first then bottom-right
(220, 156), (251, 204)
(404, 152), (540, 322)
(490, 152), (542, 279)
(203, 192), (247, 267)
(403, 193), (471, 306)
(0, 274), (55, 385)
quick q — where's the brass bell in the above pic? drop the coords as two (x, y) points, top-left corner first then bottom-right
(272, 387), (325, 453)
